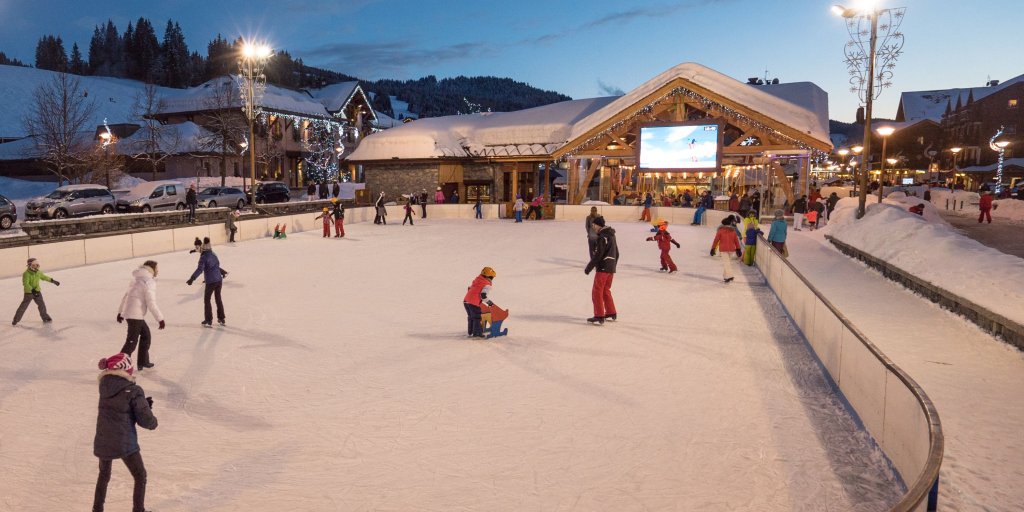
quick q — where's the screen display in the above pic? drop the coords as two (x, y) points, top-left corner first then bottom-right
(902, 177), (914, 185)
(639, 124), (720, 170)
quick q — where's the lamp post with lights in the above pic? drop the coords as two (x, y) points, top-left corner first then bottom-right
(876, 125), (895, 202)
(851, 145), (864, 196)
(238, 40), (273, 208)
(949, 146), (962, 188)
(990, 126), (1012, 192)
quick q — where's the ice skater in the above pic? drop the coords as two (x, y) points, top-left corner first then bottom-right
(584, 216), (618, 325)
(463, 267), (496, 339)
(331, 198), (345, 237)
(646, 220), (681, 273)
(710, 217), (742, 283)
(92, 352), (157, 512)
(12, 257), (60, 325)
(186, 237), (225, 327)
(474, 197), (483, 219)
(742, 218), (763, 266)
(513, 195), (524, 223)
(116, 260), (165, 371)
(314, 208), (332, 237)
(374, 191), (387, 225)
(189, 237), (228, 278)
(585, 206), (600, 256)
(402, 198), (416, 225)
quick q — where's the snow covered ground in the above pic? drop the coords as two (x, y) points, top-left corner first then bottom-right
(0, 219), (901, 511)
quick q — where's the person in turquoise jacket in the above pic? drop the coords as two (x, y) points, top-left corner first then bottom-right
(12, 257), (60, 325)
(767, 209), (789, 257)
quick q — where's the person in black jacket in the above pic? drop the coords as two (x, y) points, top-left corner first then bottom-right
(185, 183), (198, 224)
(791, 194), (808, 231)
(331, 181), (340, 199)
(826, 192), (840, 220)
(92, 353), (157, 512)
(419, 190), (428, 218)
(318, 182), (329, 200)
(307, 182), (316, 201)
(584, 216), (618, 325)
(331, 198), (345, 237)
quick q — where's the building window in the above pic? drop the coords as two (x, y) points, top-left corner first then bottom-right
(1009, 98), (1019, 109)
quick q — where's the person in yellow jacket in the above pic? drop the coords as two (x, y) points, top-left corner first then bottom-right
(12, 257), (60, 325)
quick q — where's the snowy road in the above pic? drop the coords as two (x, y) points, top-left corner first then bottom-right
(786, 230), (1024, 511)
(1, 219), (900, 511)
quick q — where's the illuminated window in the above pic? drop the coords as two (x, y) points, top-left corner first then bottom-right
(1010, 99), (1019, 109)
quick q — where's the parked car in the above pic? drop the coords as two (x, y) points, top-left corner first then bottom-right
(197, 186), (247, 209)
(116, 181), (187, 213)
(253, 181), (290, 204)
(24, 184), (116, 220)
(0, 194), (16, 229)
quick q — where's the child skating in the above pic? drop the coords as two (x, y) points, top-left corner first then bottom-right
(710, 217), (742, 283)
(402, 199), (417, 225)
(646, 220), (681, 273)
(463, 267), (496, 339)
(743, 219), (763, 266)
(314, 208), (331, 237)
(12, 257), (60, 325)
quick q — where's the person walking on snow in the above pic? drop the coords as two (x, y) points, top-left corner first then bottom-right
(767, 209), (789, 258)
(710, 217), (742, 283)
(513, 195), (524, 222)
(314, 208), (332, 237)
(979, 190), (993, 223)
(185, 183), (198, 224)
(791, 194), (808, 231)
(92, 352), (158, 512)
(639, 193), (653, 222)
(331, 198), (345, 237)
(585, 206), (601, 256)
(826, 192), (840, 220)
(584, 216), (618, 325)
(186, 238), (225, 327)
(402, 198), (417, 225)
(12, 257), (59, 325)
(226, 209), (240, 242)
(463, 267), (496, 339)
(647, 220), (681, 273)
(117, 261), (165, 371)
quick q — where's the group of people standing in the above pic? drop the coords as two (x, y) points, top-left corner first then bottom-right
(307, 181), (342, 201)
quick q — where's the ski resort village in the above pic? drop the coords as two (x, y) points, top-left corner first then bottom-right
(0, 1), (1022, 511)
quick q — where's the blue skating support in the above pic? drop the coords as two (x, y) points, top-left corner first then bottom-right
(487, 319), (508, 338)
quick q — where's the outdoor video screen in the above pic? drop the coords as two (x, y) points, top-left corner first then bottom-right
(639, 124), (721, 170)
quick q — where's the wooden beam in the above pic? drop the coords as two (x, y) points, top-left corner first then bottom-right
(573, 159), (602, 204)
(723, 145), (802, 155)
(771, 161), (795, 205)
(574, 149), (635, 157)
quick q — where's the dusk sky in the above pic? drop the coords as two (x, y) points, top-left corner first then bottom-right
(1, 0), (1019, 123)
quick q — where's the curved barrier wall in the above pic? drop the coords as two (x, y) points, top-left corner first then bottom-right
(755, 236), (943, 512)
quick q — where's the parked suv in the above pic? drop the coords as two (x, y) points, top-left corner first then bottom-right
(253, 181), (290, 204)
(197, 186), (247, 209)
(0, 194), (15, 229)
(116, 181), (187, 212)
(24, 184), (116, 219)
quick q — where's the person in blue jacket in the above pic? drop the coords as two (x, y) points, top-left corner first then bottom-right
(186, 237), (226, 327)
(767, 209), (789, 257)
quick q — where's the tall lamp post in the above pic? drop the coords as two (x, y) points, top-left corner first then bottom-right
(990, 126), (1011, 192)
(99, 120), (116, 189)
(851, 145), (864, 195)
(949, 146), (962, 189)
(876, 125), (895, 202)
(833, 3), (905, 218)
(238, 40), (273, 209)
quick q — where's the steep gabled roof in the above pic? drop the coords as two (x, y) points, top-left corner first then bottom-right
(896, 73), (1024, 122)
(158, 76), (331, 119)
(305, 81), (378, 124)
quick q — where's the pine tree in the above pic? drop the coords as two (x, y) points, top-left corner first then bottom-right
(205, 34), (234, 81)
(0, 52), (28, 67)
(130, 18), (161, 82)
(34, 35), (67, 71)
(102, 20), (124, 77)
(69, 43), (85, 75)
(88, 26), (103, 74)
(123, 22), (136, 78)
(161, 20), (190, 87)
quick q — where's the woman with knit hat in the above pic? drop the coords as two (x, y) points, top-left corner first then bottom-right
(92, 353), (157, 512)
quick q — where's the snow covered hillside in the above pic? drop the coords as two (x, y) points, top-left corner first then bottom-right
(0, 219), (900, 511)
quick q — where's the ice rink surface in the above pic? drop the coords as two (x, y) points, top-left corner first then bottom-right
(0, 218), (901, 511)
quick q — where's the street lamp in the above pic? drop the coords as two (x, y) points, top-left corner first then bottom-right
(98, 120), (116, 189)
(876, 125), (895, 202)
(949, 146), (962, 188)
(838, 148), (851, 178)
(238, 40), (273, 209)
(851, 145), (864, 195)
(990, 126), (1012, 192)
(833, 2), (906, 217)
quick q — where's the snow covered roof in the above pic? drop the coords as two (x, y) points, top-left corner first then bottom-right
(347, 97), (615, 160)
(117, 121), (217, 156)
(0, 131), (96, 160)
(306, 81), (359, 115)
(897, 74), (1024, 122)
(961, 157), (1024, 174)
(0, 64), (179, 139)
(158, 76), (331, 119)
(568, 63), (830, 149)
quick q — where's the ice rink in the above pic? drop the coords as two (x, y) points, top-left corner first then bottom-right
(0, 218), (902, 511)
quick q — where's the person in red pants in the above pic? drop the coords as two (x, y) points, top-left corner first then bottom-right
(330, 198), (345, 237)
(978, 190), (993, 223)
(584, 216), (618, 325)
(646, 220), (681, 273)
(314, 208), (331, 237)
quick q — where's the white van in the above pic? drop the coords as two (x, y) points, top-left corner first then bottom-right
(116, 181), (187, 213)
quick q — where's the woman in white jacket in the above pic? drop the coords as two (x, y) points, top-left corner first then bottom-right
(116, 261), (165, 370)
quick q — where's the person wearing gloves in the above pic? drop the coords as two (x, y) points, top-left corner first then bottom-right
(12, 257), (59, 325)
(767, 209), (789, 257)
(117, 261), (165, 371)
(646, 220), (681, 273)
(92, 352), (157, 512)
(710, 217), (743, 283)
(314, 208), (332, 237)
(187, 237), (225, 327)
(463, 267), (496, 339)
(584, 216), (618, 325)
(331, 198), (345, 237)
(189, 237), (228, 279)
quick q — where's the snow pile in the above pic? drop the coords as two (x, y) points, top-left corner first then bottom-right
(927, 188), (1024, 223)
(826, 196), (1024, 322)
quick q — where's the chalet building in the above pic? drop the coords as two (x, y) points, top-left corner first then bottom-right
(347, 62), (831, 209)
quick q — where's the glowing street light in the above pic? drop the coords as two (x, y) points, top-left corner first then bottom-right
(876, 125), (896, 202)
(238, 39), (274, 208)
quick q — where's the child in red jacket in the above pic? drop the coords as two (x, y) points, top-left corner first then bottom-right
(313, 208), (331, 237)
(710, 217), (743, 283)
(646, 220), (681, 273)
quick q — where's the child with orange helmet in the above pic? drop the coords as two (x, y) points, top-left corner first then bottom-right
(313, 208), (331, 238)
(646, 220), (681, 273)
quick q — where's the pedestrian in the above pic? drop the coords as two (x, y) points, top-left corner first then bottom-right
(186, 237), (225, 327)
(584, 216), (618, 325)
(743, 218), (763, 266)
(826, 192), (840, 220)
(812, 198), (827, 228)
(116, 260), (165, 371)
(738, 194), (751, 218)
(314, 208), (332, 237)
(226, 209), (240, 242)
(979, 189), (993, 223)
(923, 187), (932, 202)
(307, 182), (316, 201)
(727, 192), (739, 213)
(332, 181), (340, 199)
(792, 194), (808, 231)
(419, 190), (429, 218)
(435, 187), (445, 205)
(526, 194), (544, 220)
(92, 352), (157, 512)
(463, 267), (496, 339)
(805, 207), (818, 231)
(474, 197), (483, 219)
(646, 220), (681, 273)
(318, 181), (329, 200)
(185, 183), (198, 224)
(639, 193), (653, 222)
(374, 191), (387, 225)
(331, 198), (345, 237)
(710, 217), (742, 283)
(402, 198), (416, 225)
(585, 206), (600, 256)
(767, 209), (789, 257)
(12, 257), (59, 325)
(513, 195), (524, 223)
(451, 189), (460, 204)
